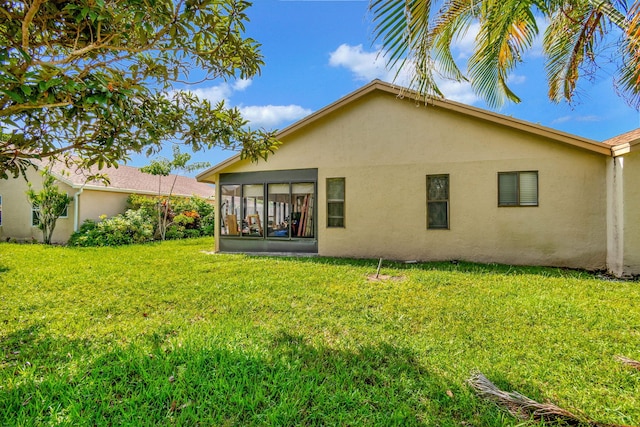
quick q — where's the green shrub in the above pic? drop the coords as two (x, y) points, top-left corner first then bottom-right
(70, 195), (215, 246)
(164, 224), (185, 240)
(68, 210), (154, 246)
(184, 228), (202, 238)
(127, 194), (215, 238)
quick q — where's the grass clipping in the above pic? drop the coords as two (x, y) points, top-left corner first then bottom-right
(467, 372), (635, 427)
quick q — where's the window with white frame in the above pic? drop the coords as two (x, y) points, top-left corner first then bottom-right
(498, 171), (538, 207)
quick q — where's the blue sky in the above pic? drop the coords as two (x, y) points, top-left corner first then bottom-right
(132, 0), (640, 170)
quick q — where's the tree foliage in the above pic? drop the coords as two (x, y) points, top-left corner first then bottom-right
(26, 170), (74, 244)
(370, 0), (640, 108)
(140, 145), (210, 240)
(0, 0), (280, 179)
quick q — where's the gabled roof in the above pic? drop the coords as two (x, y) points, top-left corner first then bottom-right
(197, 80), (612, 182)
(604, 128), (640, 156)
(37, 159), (214, 198)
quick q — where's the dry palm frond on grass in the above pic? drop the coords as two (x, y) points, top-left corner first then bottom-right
(467, 372), (635, 427)
(616, 356), (640, 371)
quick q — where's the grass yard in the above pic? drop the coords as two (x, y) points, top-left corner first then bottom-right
(1, 238), (639, 426)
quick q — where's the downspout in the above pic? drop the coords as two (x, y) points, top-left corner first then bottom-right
(73, 187), (84, 231)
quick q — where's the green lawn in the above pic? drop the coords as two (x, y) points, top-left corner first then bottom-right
(1, 238), (638, 426)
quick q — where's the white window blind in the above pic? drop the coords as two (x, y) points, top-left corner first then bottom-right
(519, 172), (538, 206)
(498, 171), (538, 207)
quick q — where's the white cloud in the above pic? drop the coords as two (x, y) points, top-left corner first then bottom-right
(233, 79), (252, 91)
(240, 105), (313, 128)
(185, 83), (234, 104)
(329, 43), (478, 104)
(552, 115), (601, 124)
(175, 79), (310, 128)
(438, 79), (479, 104)
(179, 78), (253, 104)
(329, 44), (391, 81)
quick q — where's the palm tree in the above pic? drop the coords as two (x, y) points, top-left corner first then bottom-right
(369, 0), (640, 108)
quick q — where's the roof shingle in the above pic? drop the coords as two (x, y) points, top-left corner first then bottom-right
(604, 128), (640, 147)
(38, 160), (214, 198)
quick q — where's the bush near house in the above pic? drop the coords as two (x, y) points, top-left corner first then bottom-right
(67, 210), (155, 247)
(68, 195), (214, 246)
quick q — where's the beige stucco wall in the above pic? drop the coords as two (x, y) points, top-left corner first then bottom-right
(77, 190), (130, 224)
(212, 91), (608, 270)
(620, 150), (640, 275)
(0, 168), (77, 244)
(0, 170), (135, 244)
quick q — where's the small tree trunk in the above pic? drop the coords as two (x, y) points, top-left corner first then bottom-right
(161, 200), (170, 240)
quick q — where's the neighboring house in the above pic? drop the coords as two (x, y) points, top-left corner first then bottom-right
(196, 79), (640, 277)
(0, 161), (214, 244)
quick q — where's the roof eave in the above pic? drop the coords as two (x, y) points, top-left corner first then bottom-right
(196, 153), (242, 183)
(80, 184), (213, 198)
(611, 139), (640, 156)
(196, 79), (612, 178)
(283, 80), (610, 155)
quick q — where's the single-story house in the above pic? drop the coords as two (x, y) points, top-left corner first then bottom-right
(0, 160), (214, 244)
(196, 79), (640, 278)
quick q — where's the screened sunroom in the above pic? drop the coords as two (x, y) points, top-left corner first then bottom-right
(217, 169), (318, 253)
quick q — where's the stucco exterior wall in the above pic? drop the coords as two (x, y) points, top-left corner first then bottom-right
(606, 157), (624, 276)
(216, 91), (608, 270)
(0, 172), (134, 244)
(77, 190), (130, 224)
(621, 150), (640, 275)
(0, 168), (77, 243)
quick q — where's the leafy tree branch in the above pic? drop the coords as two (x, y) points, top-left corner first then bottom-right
(26, 169), (73, 244)
(1, 0), (280, 179)
(141, 145), (210, 241)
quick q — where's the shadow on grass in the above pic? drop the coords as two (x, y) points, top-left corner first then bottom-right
(0, 324), (44, 358)
(246, 254), (596, 279)
(1, 329), (516, 426)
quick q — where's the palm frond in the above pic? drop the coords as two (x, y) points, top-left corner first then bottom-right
(543, 2), (605, 103)
(467, 372), (591, 424)
(431, 0), (477, 81)
(467, 0), (539, 107)
(467, 371), (636, 426)
(371, 0), (446, 98)
(617, 1), (640, 108)
(587, 0), (628, 29)
(370, 0), (414, 70)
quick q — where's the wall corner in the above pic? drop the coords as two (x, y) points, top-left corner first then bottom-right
(606, 156), (624, 277)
